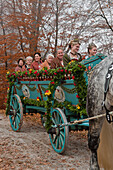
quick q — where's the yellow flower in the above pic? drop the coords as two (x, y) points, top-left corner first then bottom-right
(7, 71), (9, 74)
(7, 87), (9, 92)
(37, 97), (40, 101)
(76, 104), (80, 109)
(23, 97), (26, 100)
(29, 69), (32, 72)
(45, 90), (51, 96)
(69, 60), (74, 65)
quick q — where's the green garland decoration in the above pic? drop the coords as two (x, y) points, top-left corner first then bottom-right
(61, 85), (77, 94)
(21, 97), (46, 107)
(26, 85), (36, 91)
(41, 86), (48, 92)
(6, 61), (87, 132)
(16, 84), (36, 91)
(5, 82), (14, 115)
(15, 84), (22, 90)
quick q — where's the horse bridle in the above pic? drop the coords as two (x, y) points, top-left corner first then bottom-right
(102, 62), (113, 123)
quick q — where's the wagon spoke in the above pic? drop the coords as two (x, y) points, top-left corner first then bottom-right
(16, 107), (20, 114)
(54, 112), (58, 124)
(12, 116), (16, 125)
(60, 131), (64, 138)
(60, 117), (62, 124)
(53, 135), (58, 144)
(16, 115), (20, 123)
(17, 113), (21, 119)
(15, 118), (17, 128)
(53, 112), (57, 124)
(57, 113), (60, 124)
(10, 114), (14, 118)
(12, 98), (17, 110)
(60, 127), (64, 131)
(59, 136), (63, 148)
(52, 117), (56, 125)
(56, 136), (59, 149)
(59, 134), (64, 147)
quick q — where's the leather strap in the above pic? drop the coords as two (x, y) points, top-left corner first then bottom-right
(102, 62), (113, 123)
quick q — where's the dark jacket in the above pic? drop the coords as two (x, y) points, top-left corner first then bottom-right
(63, 52), (82, 67)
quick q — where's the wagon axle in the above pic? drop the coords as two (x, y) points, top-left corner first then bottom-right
(8, 110), (15, 115)
(48, 127), (56, 134)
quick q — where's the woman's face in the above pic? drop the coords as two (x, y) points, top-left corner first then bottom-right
(89, 47), (97, 56)
(26, 58), (32, 65)
(35, 54), (41, 62)
(57, 49), (64, 60)
(47, 56), (54, 64)
(71, 43), (80, 53)
(19, 60), (24, 66)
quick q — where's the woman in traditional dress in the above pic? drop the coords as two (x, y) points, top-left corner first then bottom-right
(22, 56), (33, 71)
(63, 39), (82, 66)
(15, 58), (25, 72)
(83, 43), (97, 60)
(31, 52), (42, 70)
(39, 53), (54, 70)
(51, 48), (64, 69)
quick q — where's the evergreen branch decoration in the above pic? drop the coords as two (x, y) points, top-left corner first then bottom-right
(61, 85), (77, 94)
(41, 86), (48, 92)
(26, 85), (36, 91)
(15, 84), (22, 90)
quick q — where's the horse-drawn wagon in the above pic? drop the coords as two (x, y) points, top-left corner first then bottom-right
(6, 54), (107, 154)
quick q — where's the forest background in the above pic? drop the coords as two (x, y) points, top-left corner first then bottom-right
(0, 0), (113, 109)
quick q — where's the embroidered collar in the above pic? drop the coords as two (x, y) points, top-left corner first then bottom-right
(70, 52), (77, 56)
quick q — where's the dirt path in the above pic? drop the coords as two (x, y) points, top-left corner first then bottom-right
(0, 111), (90, 170)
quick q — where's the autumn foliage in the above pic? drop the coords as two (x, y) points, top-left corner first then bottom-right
(0, 0), (113, 109)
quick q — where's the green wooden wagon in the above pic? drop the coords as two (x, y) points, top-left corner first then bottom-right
(6, 54), (107, 154)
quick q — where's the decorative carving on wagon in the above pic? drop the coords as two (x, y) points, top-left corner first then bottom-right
(54, 86), (65, 102)
(22, 84), (30, 98)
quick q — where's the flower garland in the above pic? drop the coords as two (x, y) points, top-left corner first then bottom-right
(6, 61), (87, 132)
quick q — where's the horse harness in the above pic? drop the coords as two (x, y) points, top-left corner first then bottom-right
(102, 62), (113, 123)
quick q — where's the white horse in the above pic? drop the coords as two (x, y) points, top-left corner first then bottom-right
(87, 55), (113, 169)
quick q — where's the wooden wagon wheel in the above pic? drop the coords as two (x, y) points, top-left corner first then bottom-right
(49, 108), (69, 154)
(9, 94), (23, 131)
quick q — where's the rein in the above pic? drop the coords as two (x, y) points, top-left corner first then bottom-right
(52, 112), (113, 129)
